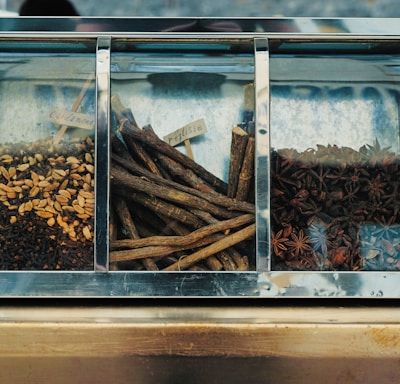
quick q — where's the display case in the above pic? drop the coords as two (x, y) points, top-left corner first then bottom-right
(0, 17), (400, 297)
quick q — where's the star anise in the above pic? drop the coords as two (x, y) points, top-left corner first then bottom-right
(286, 229), (312, 258)
(271, 229), (289, 259)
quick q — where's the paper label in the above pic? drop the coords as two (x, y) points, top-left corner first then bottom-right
(163, 118), (207, 146)
(47, 109), (94, 130)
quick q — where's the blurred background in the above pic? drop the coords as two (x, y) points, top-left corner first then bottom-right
(2, 0), (400, 17)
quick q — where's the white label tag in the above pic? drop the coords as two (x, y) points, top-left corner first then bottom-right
(163, 118), (207, 147)
(47, 109), (94, 130)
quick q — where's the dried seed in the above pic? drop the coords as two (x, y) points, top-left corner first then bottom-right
(31, 171), (39, 185)
(67, 156), (80, 165)
(77, 213), (90, 219)
(43, 182), (59, 192)
(47, 217), (55, 226)
(54, 201), (62, 212)
(0, 183), (13, 193)
(70, 173), (82, 181)
(12, 180), (24, 186)
(85, 153), (93, 164)
(73, 204), (85, 214)
(28, 156), (36, 166)
(17, 163), (30, 172)
(82, 225), (92, 240)
(38, 180), (50, 188)
(34, 153), (44, 162)
(29, 186), (40, 197)
(52, 169), (67, 178)
(12, 186), (23, 193)
(36, 211), (54, 219)
(62, 206), (75, 213)
(67, 188), (77, 196)
(18, 203), (25, 215)
(38, 199), (48, 208)
(8, 205), (18, 210)
(55, 195), (69, 205)
(24, 179), (33, 188)
(79, 191), (94, 199)
(8, 167), (16, 179)
(9, 216), (17, 224)
(0, 154), (13, 163)
(45, 205), (58, 214)
(24, 200), (33, 211)
(86, 164), (94, 174)
(0, 166), (10, 181)
(58, 189), (71, 200)
(6, 191), (16, 199)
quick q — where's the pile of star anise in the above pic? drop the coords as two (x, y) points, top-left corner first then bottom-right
(271, 139), (400, 271)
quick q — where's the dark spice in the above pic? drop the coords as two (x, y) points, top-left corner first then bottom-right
(271, 139), (400, 271)
(0, 136), (94, 270)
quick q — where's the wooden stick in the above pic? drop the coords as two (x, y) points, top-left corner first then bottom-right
(236, 136), (255, 201)
(163, 223), (256, 271)
(111, 164), (237, 220)
(53, 72), (95, 145)
(118, 119), (228, 194)
(111, 152), (255, 214)
(114, 198), (158, 271)
(227, 126), (249, 198)
(110, 213), (254, 250)
(110, 233), (224, 263)
(184, 139), (194, 160)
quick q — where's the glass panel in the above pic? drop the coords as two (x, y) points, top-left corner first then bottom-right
(0, 41), (96, 270)
(110, 40), (256, 272)
(270, 48), (400, 271)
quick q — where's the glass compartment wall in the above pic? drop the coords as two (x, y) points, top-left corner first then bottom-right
(269, 46), (400, 272)
(0, 41), (96, 270)
(110, 40), (257, 272)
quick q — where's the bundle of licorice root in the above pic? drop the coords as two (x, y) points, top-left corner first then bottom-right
(109, 95), (255, 271)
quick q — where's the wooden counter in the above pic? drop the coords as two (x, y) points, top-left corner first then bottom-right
(0, 302), (398, 383)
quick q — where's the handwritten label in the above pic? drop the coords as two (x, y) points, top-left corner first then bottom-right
(47, 109), (94, 130)
(163, 118), (207, 147)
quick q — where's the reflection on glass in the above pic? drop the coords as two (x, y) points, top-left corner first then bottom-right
(270, 52), (400, 271)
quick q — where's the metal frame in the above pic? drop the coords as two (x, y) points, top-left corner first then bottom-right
(0, 18), (399, 297)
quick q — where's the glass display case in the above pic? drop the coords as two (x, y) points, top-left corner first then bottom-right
(0, 17), (400, 297)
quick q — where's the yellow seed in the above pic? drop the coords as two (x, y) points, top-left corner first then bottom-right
(54, 201), (62, 212)
(17, 163), (30, 172)
(32, 199), (40, 207)
(77, 213), (90, 219)
(55, 195), (69, 205)
(0, 154), (13, 163)
(70, 174), (82, 181)
(10, 216), (17, 224)
(36, 211), (53, 219)
(82, 225), (92, 240)
(38, 199), (48, 208)
(86, 164), (94, 174)
(38, 180), (50, 188)
(8, 167), (16, 179)
(6, 191), (16, 199)
(43, 182), (59, 192)
(56, 215), (69, 230)
(24, 179), (33, 188)
(83, 183), (91, 192)
(77, 164), (86, 173)
(12, 186), (23, 193)
(12, 180), (24, 186)
(59, 179), (69, 191)
(29, 186), (40, 197)
(53, 169), (66, 178)
(0, 183), (13, 193)
(85, 153), (93, 164)
(66, 156), (80, 165)
(58, 189), (71, 200)
(47, 217), (55, 227)
(34, 153), (44, 162)
(28, 156), (36, 166)
(0, 166), (10, 181)
(18, 203), (25, 215)
(45, 205), (58, 214)
(62, 206), (75, 213)
(31, 171), (39, 185)
(8, 205), (18, 210)
(73, 204), (85, 214)
(79, 191), (94, 199)
(67, 188), (77, 196)
(24, 200), (33, 211)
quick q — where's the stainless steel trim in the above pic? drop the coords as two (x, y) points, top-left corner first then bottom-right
(95, 36), (111, 271)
